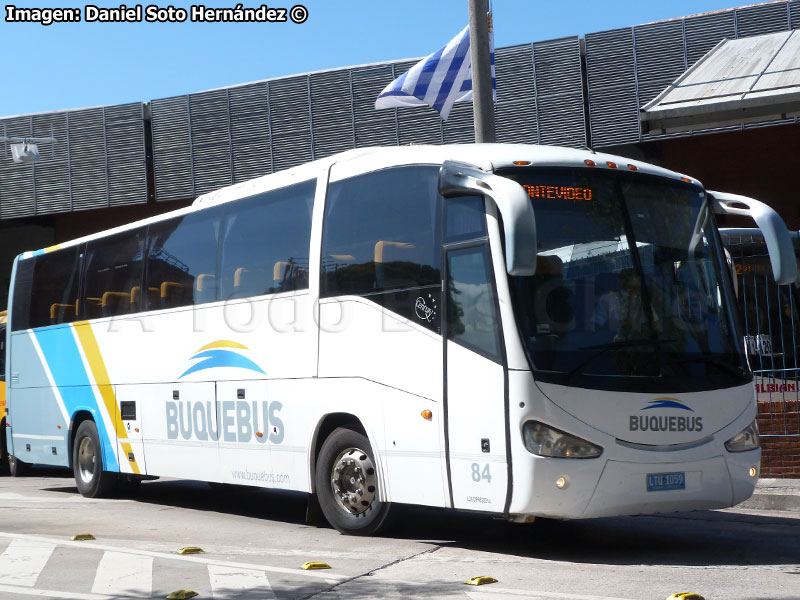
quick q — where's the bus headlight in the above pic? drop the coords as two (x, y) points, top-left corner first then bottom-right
(522, 421), (602, 458)
(724, 419), (760, 453)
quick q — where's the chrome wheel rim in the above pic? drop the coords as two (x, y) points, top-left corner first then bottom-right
(77, 437), (96, 484)
(330, 446), (377, 515)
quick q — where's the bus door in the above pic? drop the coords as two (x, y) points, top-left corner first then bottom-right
(443, 240), (509, 512)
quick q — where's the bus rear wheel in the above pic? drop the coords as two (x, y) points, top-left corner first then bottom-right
(73, 421), (116, 498)
(315, 427), (391, 536)
(8, 455), (29, 477)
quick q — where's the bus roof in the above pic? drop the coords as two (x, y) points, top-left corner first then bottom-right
(19, 143), (700, 260)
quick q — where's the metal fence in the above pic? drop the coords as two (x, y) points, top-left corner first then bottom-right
(722, 229), (800, 438)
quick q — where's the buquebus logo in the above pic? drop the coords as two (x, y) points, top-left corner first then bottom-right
(179, 340), (266, 378)
(629, 397), (703, 433)
(167, 340), (284, 445)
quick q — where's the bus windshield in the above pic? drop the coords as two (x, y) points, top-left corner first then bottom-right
(500, 167), (749, 392)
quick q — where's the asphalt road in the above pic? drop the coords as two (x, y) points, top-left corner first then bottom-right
(0, 468), (798, 600)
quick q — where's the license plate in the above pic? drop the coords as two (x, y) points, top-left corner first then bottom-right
(647, 472), (685, 492)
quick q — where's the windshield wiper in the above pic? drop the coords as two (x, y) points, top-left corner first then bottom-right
(665, 355), (748, 377)
(568, 339), (667, 379)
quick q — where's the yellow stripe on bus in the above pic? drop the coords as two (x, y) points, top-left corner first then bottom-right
(73, 322), (141, 475)
(43, 244), (62, 253)
(196, 339), (249, 352)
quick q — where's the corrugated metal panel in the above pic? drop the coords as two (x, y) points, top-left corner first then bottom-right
(791, 0), (800, 28)
(271, 131), (313, 172)
(496, 101), (537, 144)
(585, 27), (640, 147)
(1, 105), (145, 217)
(310, 70), (354, 159)
(269, 76), (312, 171)
(151, 96), (194, 202)
(30, 112), (70, 215)
(228, 82), (272, 184)
(68, 108), (108, 211)
(534, 37), (581, 97)
(684, 11), (736, 66)
(634, 20), (686, 107)
(494, 44), (538, 144)
(533, 37), (586, 147)
(0, 117), (35, 218)
(536, 93), (586, 148)
(441, 102), (475, 144)
(104, 103), (146, 207)
(189, 89), (232, 196)
(397, 108), (442, 145)
(736, 2), (790, 38)
(351, 64), (398, 147)
(496, 44), (534, 103)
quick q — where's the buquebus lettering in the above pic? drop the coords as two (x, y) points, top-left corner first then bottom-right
(166, 400), (284, 444)
(629, 415), (703, 432)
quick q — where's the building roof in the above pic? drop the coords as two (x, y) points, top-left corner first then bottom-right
(641, 29), (800, 133)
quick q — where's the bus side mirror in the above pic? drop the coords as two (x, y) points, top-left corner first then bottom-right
(439, 160), (538, 276)
(709, 191), (797, 285)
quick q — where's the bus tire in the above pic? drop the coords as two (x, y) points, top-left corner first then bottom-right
(0, 422), (8, 474)
(8, 455), (29, 477)
(73, 420), (116, 498)
(315, 427), (391, 536)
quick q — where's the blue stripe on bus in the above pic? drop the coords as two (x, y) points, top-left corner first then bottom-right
(34, 326), (120, 472)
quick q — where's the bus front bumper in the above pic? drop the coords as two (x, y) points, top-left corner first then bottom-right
(510, 449), (760, 519)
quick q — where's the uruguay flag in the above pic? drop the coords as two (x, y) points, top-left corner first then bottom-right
(375, 21), (496, 120)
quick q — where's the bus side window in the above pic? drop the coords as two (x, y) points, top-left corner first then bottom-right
(446, 245), (502, 362)
(12, 247), (82, 331)
(321, 167), (441, 293)
(146, 207), (223, 309)
(219, 179), (314, 300)
(321, 166), (442, 332)
(83, 231), (145, 318)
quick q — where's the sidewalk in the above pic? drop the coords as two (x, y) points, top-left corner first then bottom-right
(737, 478), (800, 512)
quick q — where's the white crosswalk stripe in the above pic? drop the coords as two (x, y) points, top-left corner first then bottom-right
(0, 533), (291, 599)
(208, 564), (277, 599)
(91, 551), (153, 598)
(0, 538), (56, 586)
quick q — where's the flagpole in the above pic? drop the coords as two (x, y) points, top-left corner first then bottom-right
(468, 0), (495, 143)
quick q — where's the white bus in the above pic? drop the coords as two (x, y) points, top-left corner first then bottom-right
(4, 144), (795, 535)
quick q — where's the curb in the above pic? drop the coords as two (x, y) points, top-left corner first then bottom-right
(736, 478), (800, 513)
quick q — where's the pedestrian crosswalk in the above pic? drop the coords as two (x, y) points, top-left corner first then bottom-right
(91, 552), (153, 597)
(0, 539), (56, 587)
(0, 532), (334, 599)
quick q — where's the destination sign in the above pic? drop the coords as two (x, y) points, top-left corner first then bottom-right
(523, 184), (593, 201)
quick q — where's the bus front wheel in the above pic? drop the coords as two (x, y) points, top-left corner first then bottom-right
(72, 421), (116, 498)
(315, 427), (391, 536)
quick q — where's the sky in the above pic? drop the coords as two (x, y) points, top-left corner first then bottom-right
(1, 0), (759, 117)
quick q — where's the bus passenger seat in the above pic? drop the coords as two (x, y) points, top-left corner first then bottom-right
(131, 286), (160, 312)
(233, 267), (248, 291)
(101, 291), (131, 316)
(49, 302), (77, 323)
(273, 261), (289, 282)
(160, 282), (183, 308)
(130, 286), (142, 311)
(195, 273), (217, 304)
